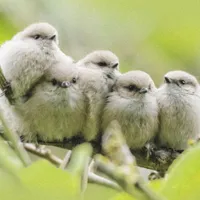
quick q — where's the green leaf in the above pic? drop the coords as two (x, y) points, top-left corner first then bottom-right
(0, 137), (24, 174)
(158, 143), (200, 200)
(110, 192), (136, 200)
(84, 183), (121, 200)
(148, 179), (163, 192)
(18, 160), (80, 200)
(0, 13), (17, 43)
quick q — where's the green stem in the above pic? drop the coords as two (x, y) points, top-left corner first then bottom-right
(0, 106), (31, 167)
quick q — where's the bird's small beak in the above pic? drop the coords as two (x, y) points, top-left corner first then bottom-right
(139, 87), (148, 94)
(112, 62), (119, 69)
(164, 76), (171, 84)
(60, 81), (71, 88)
(49, 35), (56, 40)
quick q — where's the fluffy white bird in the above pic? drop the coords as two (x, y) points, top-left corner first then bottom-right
(156, 70), (200, 150)
(0, 22), (73, 102)
(14, 65), (86, 141)
(102, 70), (159, 149)
(0, 24), (111, 143)
(76, 67), (109, 141)
(0, 22), (77, 140)
(77, 50), (120, 90)
(12, 64), (109, 142)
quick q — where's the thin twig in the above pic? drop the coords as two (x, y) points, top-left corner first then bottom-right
(88, 159), (95, 173)
(81, 156), (90, 194)
(97, 120), (165, 200)
(0, 136), (24, 173)
(59, 150), (72, 169)
(33, 138), (177, 172)
(24, 143), (62, 166)
(0, 68), (8, 90)
(0, 67), (31, 166)
(88, 172), (121, 191)
(24, 142), (121, 191)
(0, 105), (31, 166)
(0, 67), (14, 104)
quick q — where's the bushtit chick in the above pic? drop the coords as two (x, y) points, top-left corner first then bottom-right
(0, 22), (71, 101)
(76, 67), (110, 141)
(77, 50), (119, 71)
(10, 62), (109, 142)
(102, 70), (159, 149)
(14, 65), (87, 142)
(157, 70), (200, 150)
(77, 50), (120, 89)
(0, 23), (109, 142)
(0, 22), (77, 141)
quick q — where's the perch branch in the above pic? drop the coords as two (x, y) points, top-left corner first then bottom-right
(24, 143), (121, 191)
(0, 110), (31, 167)
(0, 67), (31, 166)
(24, 143), (63, 166)
(34, 138), (179, 172)
(95, 120), (164, 200)
(59, 150), (71, 169)
(88, 172), (122, 191)
(0, 67), (14, 104)
(0, 66), (179, 171)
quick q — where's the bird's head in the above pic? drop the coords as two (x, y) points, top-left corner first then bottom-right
(12, 22), (59, 45)
(46, 65), (79, 90)
(79, 50), (119, 71)
(163, 70), (199, 93)
(114, 70), (156, 99)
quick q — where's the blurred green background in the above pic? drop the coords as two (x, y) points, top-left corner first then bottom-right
(1, 0), (200, 85)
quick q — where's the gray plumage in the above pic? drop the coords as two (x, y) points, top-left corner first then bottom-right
(102, 70), (159, 149)
(0, 22), (73, 102)
(76, 67), (109, 141)
(0, 24), (114, 142)
(13, 65), (109, 142)
(14, 66), (86, 141)
(0, 22), (78, 141)
(0, 23), (58, 100)
(77, 50), (120, 90)
(156, 70), (200, 150)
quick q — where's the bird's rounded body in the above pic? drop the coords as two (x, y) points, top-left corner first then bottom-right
(0, 23), (60, 100)
(0, 22), (79, 141)
(103, 92), (158, 149)
(157, 82), (200, 150)
(76, 67), (109, 141)
(15, 75), (86, 141)
(102, 70), (159, 149)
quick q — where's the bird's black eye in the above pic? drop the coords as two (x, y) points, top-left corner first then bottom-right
(51, 79), (57, 86)
(148, 84), (151, 90)
(33, 34), (41, 40)
(72, 77), (77, 83)
(112, 63), (119, 69)
(180, 80), (186, 85)
(107, 74), (112, 79)
(98, 62), (107, 67)
(49, 35), (56, 40)
(127, 85), (137, 91)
